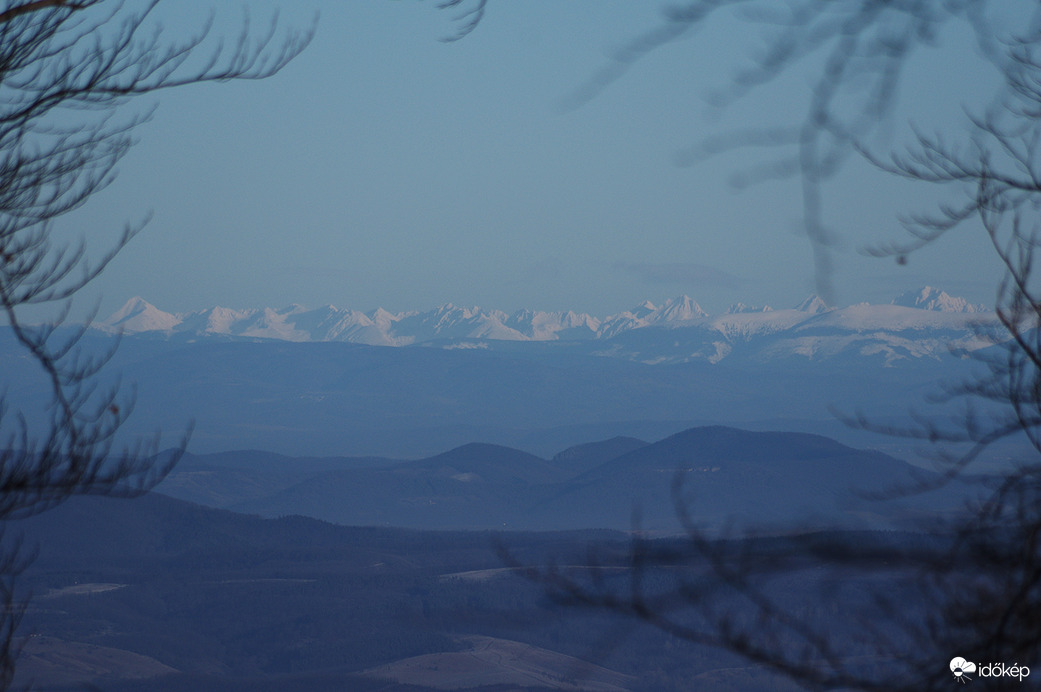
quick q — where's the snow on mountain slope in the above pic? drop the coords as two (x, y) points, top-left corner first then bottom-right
(796, 295), (830, 314)
(504, 309), (601, 340)
(727, 302), (772, 314)
(650, 295), (708, 323)
(597, 295), (708, 338)
(706, 308), (815, 341)
(97, 290), (1003, 366)
(387, 304), (527, 344)
(892, 286), (986, 312)
(798, 303), (992, 333)
(102, 297), (180, 332)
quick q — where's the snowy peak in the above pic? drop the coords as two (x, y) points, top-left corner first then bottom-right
(795, 295), (830, 313)
(95, 289), (999, 366)
(368, 307), (400, 332)
(101, 297), (179, 332)
(504, 309), (600, 340)
(892, 286), (985, 313)
(390, 304), (526, 343)
(630, 300), (659, 320)
(597, 295), (708, 338)
(653, 295), (707, 323)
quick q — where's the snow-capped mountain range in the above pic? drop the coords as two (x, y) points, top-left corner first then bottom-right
(98, 287), (998, 365)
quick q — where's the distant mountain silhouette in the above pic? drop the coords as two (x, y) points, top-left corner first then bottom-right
(533, 426), (960, 531)
(407, 442), (568, 485)
(96, 290), (997, 367)
(551, 436), (649, 475)
(4, 307), (1008, 460)
(164, 427), (978, 533)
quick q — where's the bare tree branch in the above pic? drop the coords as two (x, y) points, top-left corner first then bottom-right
(459, 3), (1041, 690)
(0, 1), (312, 685)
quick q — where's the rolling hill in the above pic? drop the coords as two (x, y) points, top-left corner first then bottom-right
(157, 426), (979, 533)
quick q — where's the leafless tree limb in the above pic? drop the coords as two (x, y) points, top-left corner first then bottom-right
(458, 2), (1041, 689)
(0, 1), (312, 685)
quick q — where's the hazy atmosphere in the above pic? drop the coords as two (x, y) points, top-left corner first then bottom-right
(4, 2), (1039, 691)
(54, 1), (1004, 318)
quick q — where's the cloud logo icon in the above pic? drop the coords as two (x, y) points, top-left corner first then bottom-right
(951, 657), (976, 682)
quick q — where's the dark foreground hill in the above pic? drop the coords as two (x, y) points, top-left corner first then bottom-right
(157, 427), (978, 532)
(9, 491), (932, 692)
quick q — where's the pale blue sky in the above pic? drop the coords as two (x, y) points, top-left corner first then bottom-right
(54, 1), (1007, 318)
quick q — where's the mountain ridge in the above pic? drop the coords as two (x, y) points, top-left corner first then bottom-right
(95, 288), (997, 366)
(155, 425), (980, 533)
